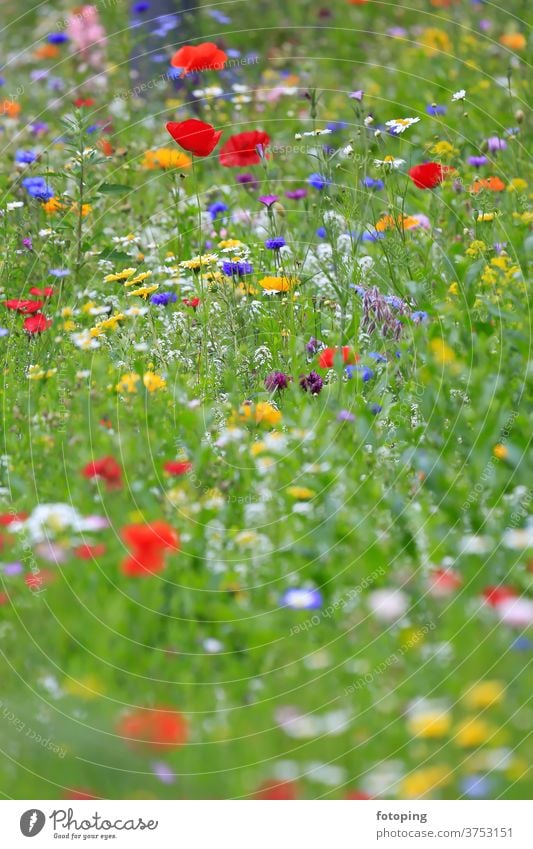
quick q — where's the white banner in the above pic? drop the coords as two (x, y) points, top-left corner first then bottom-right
(1, 800), (531, 847)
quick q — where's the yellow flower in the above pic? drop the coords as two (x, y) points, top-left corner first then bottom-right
(179, 254), (218, 270)
(401, 766), (451, 798)
(104, 268), (136, 283)
(477, 212), (497, 223)
(27, 365), (57, 381)
(286, 486), (315, 500)
(143, 372), (166, 392)
(218, 239), (246, 250)
(454, 718), (494, 747)
(493, 444), (508, 460)
(258, 276), (298, 292)
(124, 271), (152, 287)
(466, 240), (486, 258)
(513, 211), (533, 225)
(420, 28), (452, 56)
(128, 283), (159, 298)
(116, 373), (140, 394)
(430, 140), (458, 159)
(430, 338), (455, 365)
(93, 313), (126, 334)
(407, 711), (451, 739)
(506, 178), (527, 193)
(42, 197), (64, 215)
(463, 680), (505, 709)
(141, 148), (192, 170)
(447, 281), (459, 295)
(255, 401), (282, 426)
(64, 674), (105, 699)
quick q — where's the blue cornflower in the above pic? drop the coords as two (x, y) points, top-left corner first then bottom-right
(207, 9), (231, 23)
(337, 409), (355, 422)
(346, 365), (374, 382)
(15, 150), (37, 165)
(47, 32), (69, 44)
(22, 176), (54, 201)
(222, 260), (253, 276)
(411, 310), (428, 323)
(49, 268), (70, 277)
(0, 328), (9, 338)
(150, 292), (177, 306)
(361, 177), (384, 191)
(361, 229), (384, 242)
(132, 1), (150, 11)
(369, 352), (387, 363)
(316, 226), (327, 239)
(460, 775), (492, 799)
(426, 104), (447, 116)
(281, 588), (323, 610)
(369, 403), (382, 415)
(208, 201), (229, 221)
(308, 173), (331, 190)
(264, 237), (286, 250)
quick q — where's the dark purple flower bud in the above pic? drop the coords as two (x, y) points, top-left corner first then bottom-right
(299, 371), (323, 395)
(265, 371), (291, 392)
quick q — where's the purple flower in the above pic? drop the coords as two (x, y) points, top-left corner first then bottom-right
(285, 188), (307, 200)
(299, 371), (323, 395)
(411, 310), (428, 323)
(460, 775), (492, 799)
(47, 32), (69, 44)
(486, 136), (507, 152)
(22, 237), (33, 250)
(337, 410), (355, 423)
(150, 291), (177, 306)
(305, 336), (321, 355)
(151, 761), (176, 785)
(3, 562), (23, 575)
(349, 90), (364, 101)
(264, 237), (286, 250)
(281, 588), (322, 610)
(308, 173), (331, 190)
(49, 268), (70, 277)
(259, 194), (279, 207)
(222, 260), (253, 276)
(236, 172), (258, 187)
(426, 103), (447, 116)
(265, 371), (291, 391)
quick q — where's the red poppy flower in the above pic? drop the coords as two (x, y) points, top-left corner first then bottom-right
(82, 456), (123, 490)
(121, 521), (179, 577)
(24, 569), (55, 591)
(0, 512), (28, 525)
(99, 139), (114, 157)
(318, 346), (358, 368)
(73, 98), (95, 108)
(166, 119), (222, 157)
(163, 460), (192, 476)
(117, 706), (188, 749)
(219, 130), (271, 167)
(183, 297), (200, 309)
(73, 543), (106, 560)
(29, 287), (54, 298)
(253, 779), (299, 800)
(483, 585), (517, 606)
(4, 299), (44, 313)
(170, 42), (227, 77)
(428, 569), (462, 597)
(23, 313), (52, 333)
(408, 162), (453, 189)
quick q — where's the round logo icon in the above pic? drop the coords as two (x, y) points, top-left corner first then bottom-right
(20, 810), (46, 837)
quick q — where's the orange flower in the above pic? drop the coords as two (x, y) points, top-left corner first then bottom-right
(0, 99), (20, 118)
(170, 42), (227, 78)
(34, 44), (59, 60)
(470, 176), (505, 193)
(499, 33), (526, 51)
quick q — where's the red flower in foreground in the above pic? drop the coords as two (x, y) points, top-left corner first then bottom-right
(29, 287), (54, 298)
(73, 98), (95, 108)
(4, 299), (44, 314)
(23, 313), (52, 334)
(117, 706), (188, 749)
(408, 162), (454, 189)
(253, 779), (299, 800)
(483, 585), (517, 606)
(164, 461), (192, 476)
(318, 346), (358, 369)
(183, 297), (200, 309)
(219, 130), (271, 168)
(166, 119), (222, 157)
(170, 42), (227, 77)
(82, 456), (123, 490)
(121, 520), (179, 577)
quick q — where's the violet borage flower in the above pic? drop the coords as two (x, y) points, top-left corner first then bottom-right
(222, 260), (253, 276)
(280, 587), (323, 610)
(265, 371), (291, 392)
(264, 237), (286, 250)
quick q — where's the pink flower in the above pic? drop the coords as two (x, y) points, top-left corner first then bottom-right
(67, 6), (106, 69)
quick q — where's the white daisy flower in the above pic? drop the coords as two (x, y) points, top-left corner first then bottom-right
(374, 156), (406, 169)
(385, 117), (421, 134)
(452, 89), (466, 101)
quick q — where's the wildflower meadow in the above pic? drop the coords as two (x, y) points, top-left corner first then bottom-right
(0, 0), (531, 805)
